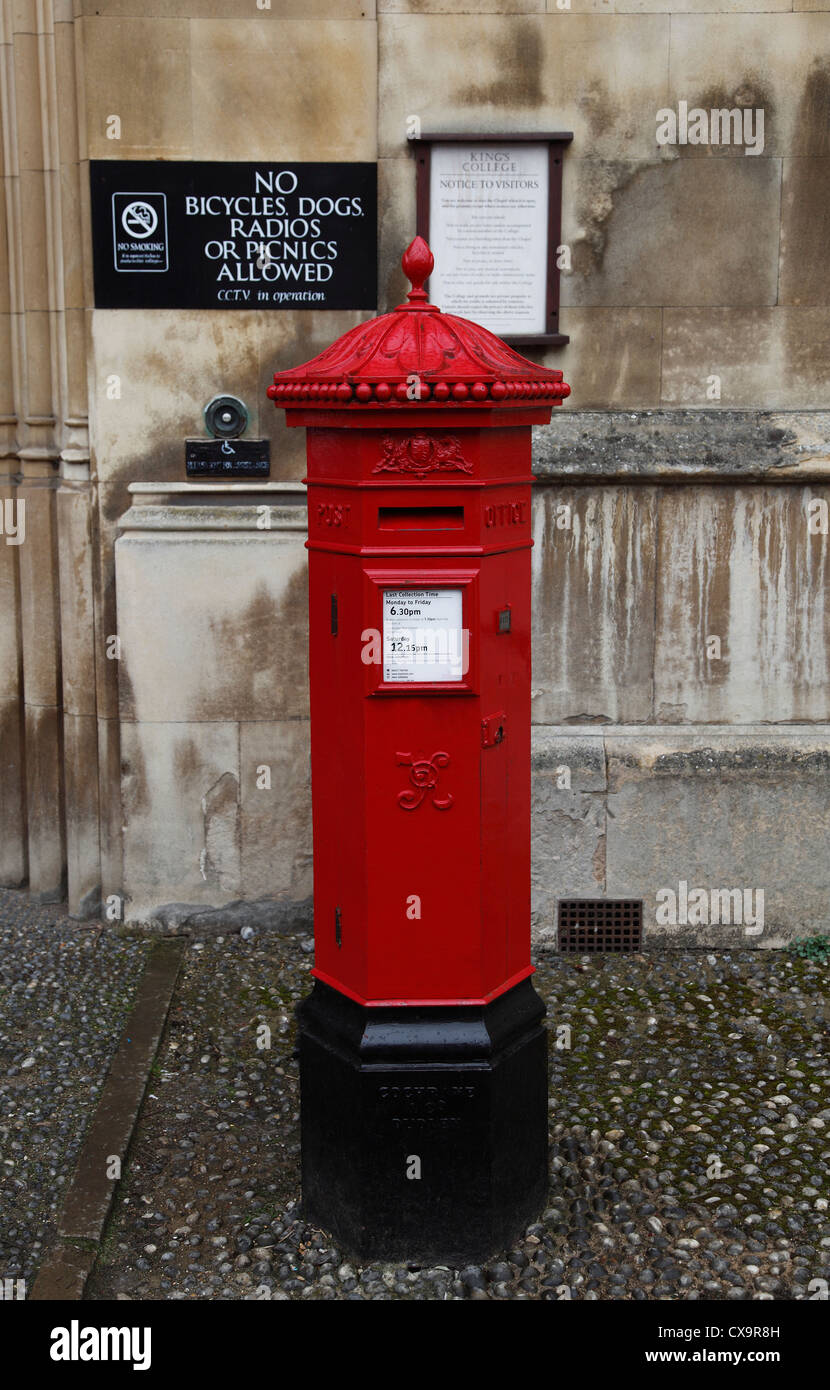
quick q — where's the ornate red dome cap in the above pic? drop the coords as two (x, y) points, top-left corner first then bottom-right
(266, 237), (570, 410)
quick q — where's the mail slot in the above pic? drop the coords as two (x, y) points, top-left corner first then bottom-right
(377, 505), (464, 530)
(267, 237), (570, 1265)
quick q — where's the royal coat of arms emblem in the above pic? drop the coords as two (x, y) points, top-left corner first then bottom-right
(373, 433), (472, 478)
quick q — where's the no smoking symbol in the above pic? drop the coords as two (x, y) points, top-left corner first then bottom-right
(121, 200), (158, 238)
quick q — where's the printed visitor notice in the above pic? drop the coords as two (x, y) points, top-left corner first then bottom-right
(382, 588), (464, 683)
(427, 144), (548, 336)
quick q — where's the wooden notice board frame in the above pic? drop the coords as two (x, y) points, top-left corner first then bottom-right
(411, 132), (573, 348)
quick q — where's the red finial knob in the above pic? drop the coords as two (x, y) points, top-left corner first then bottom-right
(401, 237), (434, 303)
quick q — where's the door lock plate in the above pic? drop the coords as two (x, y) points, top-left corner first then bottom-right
(481, 711), (507, 748)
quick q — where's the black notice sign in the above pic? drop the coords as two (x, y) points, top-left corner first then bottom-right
(90, 161), (377, 310)
(185, 439), (270, 480)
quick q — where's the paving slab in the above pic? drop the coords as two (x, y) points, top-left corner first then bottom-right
(0, 888), (153, 1294)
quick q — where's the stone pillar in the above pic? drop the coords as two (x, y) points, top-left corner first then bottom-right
(0, 2), (97, 906)
(1, 3), (63, 898)
(0, 12), (26, 885)
(54, 0), (99, 914)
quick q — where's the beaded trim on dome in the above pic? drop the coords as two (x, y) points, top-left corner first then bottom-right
(267, 377), (570, 406)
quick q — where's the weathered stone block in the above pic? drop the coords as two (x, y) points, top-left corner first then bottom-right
(116, 529), (308, 724)
(564, 157), (780, 308)
(18, 172), (51, 313)
(82, 17), (193, 160)
(604, 727), (830, 945)
(553, 1), (791, 11)
(63, 711), (101, 917)
(17, 483), (60, 708)
(541, 308), (661, 408)
(779, 156), (830, 305)
(669, 11), (830, 159)
(24, 702), (65, 900)
(381, 1), (542, 11)
(378, 13), (671, 161)
(661, 307), (830, 408)
(0, 697), (26, 886)
(531, 729), (606, 940)
(531, 486), (657, 722)
(378, 156), (417, 313)
(239, 719), (312, 902)
(96, 713), (123, 900)
(654, 485), (830, 722)
(91, 311), (261, 487)
(93, 483), (121, 722)
(0, 484), (21, 703)
(57, 484), (97, 718)
(191, 19), (377, 161)
(120, 719), (240, 923)
(77, 1), (370, 14)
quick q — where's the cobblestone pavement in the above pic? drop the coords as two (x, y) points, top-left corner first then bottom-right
(0, 889), (152, 1292)
(86, 934), (830, 1301)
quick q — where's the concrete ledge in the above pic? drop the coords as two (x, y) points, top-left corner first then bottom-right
(139, 895), (314, 936)
(118, 480), (309, 531)
(533, 410), (830, 481)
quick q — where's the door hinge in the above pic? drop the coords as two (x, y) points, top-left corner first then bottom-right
(335, 905), (342, 948)
(331, 594), (338, 636)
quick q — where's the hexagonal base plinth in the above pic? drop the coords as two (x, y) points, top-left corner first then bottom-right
(296, 977), (548, 1266)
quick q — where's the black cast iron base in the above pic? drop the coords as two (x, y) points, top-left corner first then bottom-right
(296, 976), (548, 1265)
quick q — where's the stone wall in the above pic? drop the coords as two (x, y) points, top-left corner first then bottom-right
(530, 411), (830, 945)
(109, 444), (830, 944)
(0, 3), (827, 945)
(377, 2), (830, 411)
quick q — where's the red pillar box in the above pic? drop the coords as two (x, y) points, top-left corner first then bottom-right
(268, 238), (569, 1264)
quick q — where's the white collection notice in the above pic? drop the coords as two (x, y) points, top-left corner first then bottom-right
(427, 143), (549, 337)
(382, 588), (465, 683)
